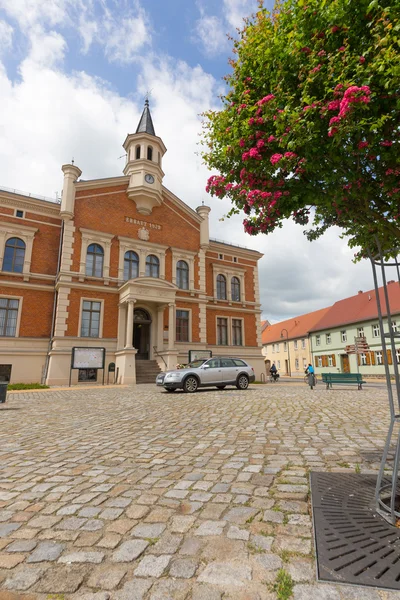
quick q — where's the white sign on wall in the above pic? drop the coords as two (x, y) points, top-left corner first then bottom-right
(71, 347), (106, 370)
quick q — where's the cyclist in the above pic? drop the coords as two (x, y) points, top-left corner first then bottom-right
(269, 363), (279, 382)
(305, 363), (315, 389)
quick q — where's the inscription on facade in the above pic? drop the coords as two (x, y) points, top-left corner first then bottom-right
(125, 217), (162, 230)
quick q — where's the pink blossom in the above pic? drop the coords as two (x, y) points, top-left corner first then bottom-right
(311, 64), (322, 73)
(225, 183), (233, 191)
(318, 50), (326, 56)
(242, 151), (250, 161)
(270, 153), (283, 165)
(303, 105), (313, 111)
(338, 46), (346, 52)
(329, 116), (341, 125)
(274, 191), (283, 199)
(358, 141), (369, 149)
(380, 140), (393, 147)
(239, 138), (245, 148)
(257, 139), (265, 149)
(248, 117), (255, 125)
(331, 25), (340, 33)
(300, 46), (311, 53)
(328, 128), (338, 137)
(267, 135), (276, 142)
(327, 100), (340, 110)
(257, 117), (264, 124)
(269, 200), (277, 208)
(284, 152), (297, 159)
(249, 148), (261, 159)
(386, 169), (394, 175)
(359, 56), (365, 63)
(246, 77), (252, 82)
(260, 191), (272, 198)
(257, 94), (275, 106)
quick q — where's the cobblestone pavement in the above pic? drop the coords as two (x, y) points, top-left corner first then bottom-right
(0, 383), (399, 600)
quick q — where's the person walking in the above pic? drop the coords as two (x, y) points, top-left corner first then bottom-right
(305, 363), (315, 389)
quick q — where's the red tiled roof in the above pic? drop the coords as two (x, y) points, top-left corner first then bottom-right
(309, 282), (400, 332)
(261, 306), (331, 345)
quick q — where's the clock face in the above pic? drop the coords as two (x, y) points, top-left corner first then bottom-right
(145, 174), (155, 184)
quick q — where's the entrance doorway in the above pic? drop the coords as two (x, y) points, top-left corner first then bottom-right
(133, 309), (151, 360)
(341, 354), (350, 373)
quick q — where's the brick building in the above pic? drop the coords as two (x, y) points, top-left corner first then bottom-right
(0, 102), (264, 385)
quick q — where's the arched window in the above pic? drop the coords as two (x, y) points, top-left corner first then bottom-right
(3, 238), (25, 273)
(147, 146), (153, 161)
(176, 260), (189, 289)
(217, 274), (227, 300)
(124, 251), (139, 280)
(135, 145), (141, 159)
(146, 254), (159, 278)
(86, 243), (104, 277)
(231, 276), (240, 302)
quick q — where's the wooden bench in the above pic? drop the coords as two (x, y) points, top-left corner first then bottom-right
(321, 372), (366, 390)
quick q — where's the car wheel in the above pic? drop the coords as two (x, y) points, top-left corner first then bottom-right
(216, 385), (226, 390)
(183, 376), (198, 393)
(236, 374), (249, 390)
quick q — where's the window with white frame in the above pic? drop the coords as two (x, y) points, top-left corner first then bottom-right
(217, 274), (227, 300)
(81, 301), (101, 337)
(146, 254), (159, 278)
(328, 355), (333, 367)
(3, 238), (25, 273)
(272, 344), (275, 353)
(326, 333), (331, 344)
(392, 321), (398, 332)
(284, 341), (287, 351)
(231, 277), (240, 302)
(376, 351), (383, 365)
(176, 310), (189, 342)
(372, 324), (380, 338)
(341, 330), (347, 342)
(294, 339), (298, 349)
(301, 338), (306, 349)
(357, 327), (364, 336)
(396, 349), (400, 364)
(124, 251), (139, 280)
(316, 335), (320, 346)
(318, 357), (322, 367)
(277, 360), (280, 369)
(361, 353), (367, 365)
(295, 358), (299, 369)
(176, 260), (189, 290)
(0, 298), (19, 337)
(276, 343), (279, 352)
(86, 244), (104, 277)
(217, 317), (228, 345)
(303, 358), (307, 369)
(232, 319), (243, 346)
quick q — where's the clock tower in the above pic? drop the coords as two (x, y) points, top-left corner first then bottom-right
(122, 100), (167, 215)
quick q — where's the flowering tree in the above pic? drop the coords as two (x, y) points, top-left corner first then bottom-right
(202, 0), (399, 259)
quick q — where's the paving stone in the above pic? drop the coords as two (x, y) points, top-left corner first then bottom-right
(255, 553), (283, 571)
(339, 587), (381, 599)
(149, 579), (190, 599)
(131, 523), (166, 538)
(152, 533), (182, 554)
(113, 578), (153, 600)
(112, 539), (149, 562)
(126, 505), (150, 519)
(135, 554), (172, 577)
(192, 584), (222, 600)
(179, 536), (203, 556)
(273, 536), (312, 555)
(224, 507), (258, 524)
(195, 520), (226, 536)
(87, 565), (127, 589)
(3, 565), (45, 590)
(78, 507), (102, 518)
(56, 517), (87, 530)
(72, 593), (110, 600)
(75, 532), (102, 547)
(250, 534), (274, 552)
(97, 533), (121, 548)
(34, 565), (87, 593)
(107, 519), (135, 535)
(288, 514), (312, 526)
(59, 551), (104, 564)
(170, 516), (196, 533)
(0, 524), (21, 537)
(292, 584), (341, 600)
(0, 554), (25, 569)
(99, 507), (124, 520)
(5, 540), (37, 552)
(144, 507), (174, 522)
(287, 559), (314, 583)
(278, 500), (309, 513)
(169, 558), (197, 578)
(197, 561), (252, 586)
(263, 509), (284, 523)
(27, 541), (65, 562)
(227, 525), (250, 541)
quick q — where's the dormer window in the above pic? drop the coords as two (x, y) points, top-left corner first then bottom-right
(147, 146), (153, 161)
(135, 145), (141, 159)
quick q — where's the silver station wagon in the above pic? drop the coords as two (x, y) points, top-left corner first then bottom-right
(156, 357), (255, 393)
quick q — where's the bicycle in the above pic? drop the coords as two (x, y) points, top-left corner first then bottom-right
(304, 372), (317, 389)
(269, 372), (280, 383)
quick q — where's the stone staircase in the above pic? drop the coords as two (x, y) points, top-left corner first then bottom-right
(136, 359), (163, 384)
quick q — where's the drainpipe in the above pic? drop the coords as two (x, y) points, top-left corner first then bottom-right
(41, 219), (64, 384)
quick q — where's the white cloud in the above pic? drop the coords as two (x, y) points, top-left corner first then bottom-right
(103, 14), (150, 63)
(194, 15), (230, 57)
(223, 0), (258, 30)
(0, 19), (13, 52)
(27, 28), (67, 67)
(0, 0), (85, 30)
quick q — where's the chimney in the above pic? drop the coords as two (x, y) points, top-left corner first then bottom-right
(358, 290), (363, 294)
(388, 280), (395, 284)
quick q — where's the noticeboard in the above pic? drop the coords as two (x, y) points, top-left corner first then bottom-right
(188, 350), (212, 363)
(71, 347), (106, 370)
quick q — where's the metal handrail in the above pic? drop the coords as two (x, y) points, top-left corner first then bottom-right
(153, 346), (167, 369)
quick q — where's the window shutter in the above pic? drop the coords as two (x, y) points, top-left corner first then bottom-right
(322, 355), (328, 367)
(370, 351), (376, 365)
(366, 353), (371, 365)
(387, 349), (393, 365)
(315, 356), (318, 367)
(332, 354), (336, 367)
(357, 354), (360, 366)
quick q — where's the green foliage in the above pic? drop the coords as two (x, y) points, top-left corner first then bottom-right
(272, 568), (295, 599)
(202, 0), (400, 259)
(7, 383), (49, 390)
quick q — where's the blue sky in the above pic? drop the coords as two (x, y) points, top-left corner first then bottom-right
(0, 0), (374, 321)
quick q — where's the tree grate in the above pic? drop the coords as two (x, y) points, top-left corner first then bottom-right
(311, 472), (400, 590)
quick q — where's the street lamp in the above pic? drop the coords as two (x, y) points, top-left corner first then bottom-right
(281, 328), (291, 377)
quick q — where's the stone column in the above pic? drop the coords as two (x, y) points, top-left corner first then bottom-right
(157, 305), (165, 350)
(168, 303), (175, 350)
(117, 303), (126, 350)
(125, 300), (135, 348)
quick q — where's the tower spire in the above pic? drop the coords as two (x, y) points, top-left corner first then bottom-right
(136, 98), (156, 136)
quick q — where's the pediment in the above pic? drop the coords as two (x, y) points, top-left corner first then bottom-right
(119, 276), (177, 303)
